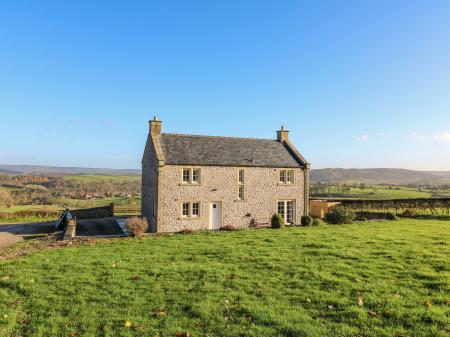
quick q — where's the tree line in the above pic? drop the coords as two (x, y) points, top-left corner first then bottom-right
(0, 175), (141, 207)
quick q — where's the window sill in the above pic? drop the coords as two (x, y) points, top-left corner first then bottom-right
(178, 216), (201, 220)
(234, 199), (246, 202)
(179, 183), (202, 186)
(277, 183), (295, 186)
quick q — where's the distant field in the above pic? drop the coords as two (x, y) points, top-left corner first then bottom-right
(0, 218), (448, 336)
(311, 184), (450, 200)
(0, 174), (141, 223)
(63, 174), (140, 183)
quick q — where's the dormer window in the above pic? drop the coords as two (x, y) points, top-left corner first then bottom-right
(181, 168), (201, 184)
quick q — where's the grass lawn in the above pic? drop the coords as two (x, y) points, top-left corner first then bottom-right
(0, 219), (449, 336)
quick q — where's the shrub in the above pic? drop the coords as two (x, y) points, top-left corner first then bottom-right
(178, 228), (194, 234)
(126, 217), (149, 237)
(325, 206), (355, 224)
(401, 208), (419, 218)
(312, 218), (325, 226)
(301, 215), (313, 226)
(385, 212), (398, 221)
(220, 225), (236, 231)
(271, 213), (285, 228)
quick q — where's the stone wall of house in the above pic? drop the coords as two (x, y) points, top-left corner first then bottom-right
(157, 165), (306, 232)
(141, 134), (159, 232)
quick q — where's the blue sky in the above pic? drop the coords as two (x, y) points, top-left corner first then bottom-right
(0, 0), (449, 170)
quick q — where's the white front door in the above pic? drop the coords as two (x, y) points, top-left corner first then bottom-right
(209, 202), (222, 229)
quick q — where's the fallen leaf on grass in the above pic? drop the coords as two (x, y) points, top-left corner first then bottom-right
(156, 311), (166, 317)
(175, 332), (191, 337)
(68, 332), (79, 337)
(133, 323), (145, 331)
(305, 298), (311, 303)
(227, 273), (239, 280)
(130, 276), (141, 281)
(424, 300), (432, 308)
(368, 310), (377, 317)
(124, 320), (132, 328)
(358, 297), (364, 306)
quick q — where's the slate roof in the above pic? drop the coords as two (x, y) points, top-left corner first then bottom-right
(158, 133), (305, 168)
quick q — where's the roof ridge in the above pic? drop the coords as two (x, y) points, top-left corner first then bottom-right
(161, 132), (277, 142)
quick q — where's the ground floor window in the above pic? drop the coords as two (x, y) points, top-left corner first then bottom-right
(192, 202), (200, 217)
(277, 200), (295, 224)
(181, 201), (201, 218)
(182, 202), (190, 217)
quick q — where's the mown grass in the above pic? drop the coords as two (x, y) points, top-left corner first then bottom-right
(0, 219), (449, 337)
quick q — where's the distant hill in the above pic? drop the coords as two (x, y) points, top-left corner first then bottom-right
(311, 168), (450, 185)
(1, 165), (449, 185)
(0, 165), (140, 176)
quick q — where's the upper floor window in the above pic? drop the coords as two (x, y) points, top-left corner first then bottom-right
(192, 169), (200, 184)
(238, 169), (245, 200)
(182, 169), (190, 184)
(238, 169), (244, 184)
(182, 168), (201, 184)
(279, 169), (294, 184)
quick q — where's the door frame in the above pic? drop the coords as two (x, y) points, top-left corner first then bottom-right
(277, 199), (296, 224)
(209, 201), (223, 229)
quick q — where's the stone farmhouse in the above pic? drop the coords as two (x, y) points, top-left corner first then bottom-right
(141, 117), (310, 233)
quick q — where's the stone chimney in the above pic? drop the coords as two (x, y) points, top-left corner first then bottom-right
(149, 116), (162, 136)
(277, 125), (289, 142)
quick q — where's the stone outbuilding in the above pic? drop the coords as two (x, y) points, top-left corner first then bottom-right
(142, 117), (310, 232)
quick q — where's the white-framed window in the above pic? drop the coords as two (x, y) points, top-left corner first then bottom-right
(238, 169), (244, 184)
(181, 201), (201, 218)
(192, 202), (200, 217)
(182, 169), (190, 184)
(182, 202), (190, 217)
(287, 170), (294, 183)
(238, 185), (244, 200)
(192, 169), (200, 184)
(238, 169), (245, 200)
(182, 168), (201, 184)
(277, 200), (295, 224)
(279, 170), (294, 184)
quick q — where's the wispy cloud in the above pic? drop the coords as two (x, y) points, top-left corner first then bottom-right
(409, 131), (426, 141)
(410, 131), (450, 142)
(433, 132), (450, 142)
(375, 132), (391, 139)
(355, 134), (369, 142)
